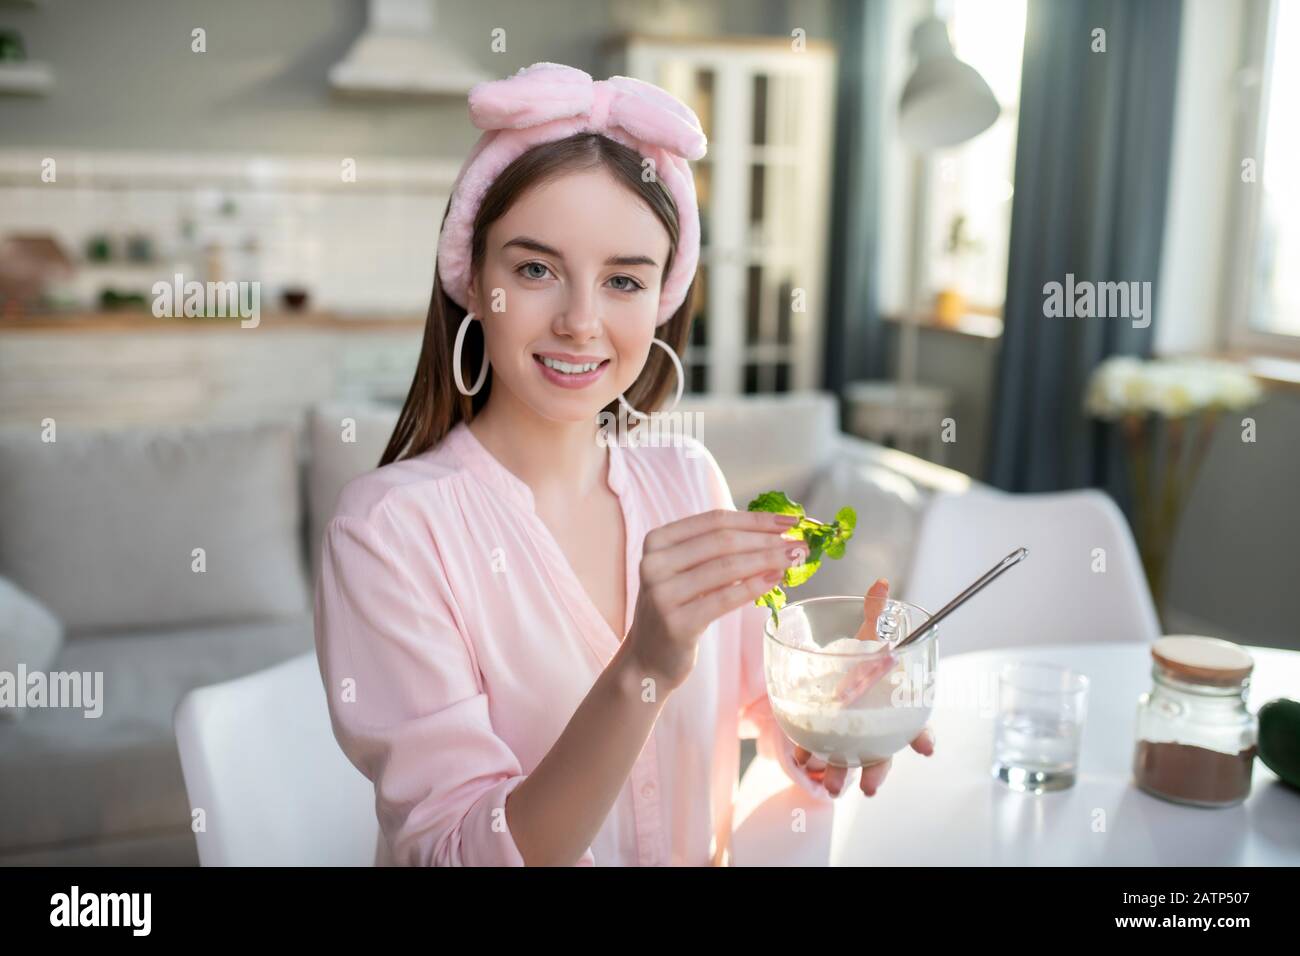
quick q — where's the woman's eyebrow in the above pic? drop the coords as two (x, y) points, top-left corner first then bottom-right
(502, 236), (658, 268)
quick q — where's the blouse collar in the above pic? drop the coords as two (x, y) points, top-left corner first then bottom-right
(448, 419), (627, 513)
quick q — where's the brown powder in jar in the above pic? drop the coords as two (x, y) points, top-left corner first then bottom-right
(1134, 740), (1257, 806)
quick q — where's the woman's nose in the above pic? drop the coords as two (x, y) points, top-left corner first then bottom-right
(555, 286), (602, 339)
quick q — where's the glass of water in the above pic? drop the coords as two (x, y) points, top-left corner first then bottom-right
(992, 661), (1089, 793)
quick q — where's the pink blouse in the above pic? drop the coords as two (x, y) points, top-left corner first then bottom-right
(313, 418), (833, 867)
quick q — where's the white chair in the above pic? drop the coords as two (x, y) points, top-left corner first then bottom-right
(901, 489), (1161, 652)
(174, 651), (378, 865)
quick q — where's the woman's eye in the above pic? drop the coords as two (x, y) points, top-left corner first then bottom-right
(608, 275), (645, 293)
(516, 262), (642, 291)
(518, 261), (552, 281)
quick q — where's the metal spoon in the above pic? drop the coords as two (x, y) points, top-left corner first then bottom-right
(829, 547), (1030, 706)
(891, 546), (1030, 651)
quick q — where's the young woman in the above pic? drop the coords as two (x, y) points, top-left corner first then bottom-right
(313, 62), (933, 867)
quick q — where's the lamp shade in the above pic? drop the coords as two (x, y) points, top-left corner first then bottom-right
(898, 17), (1000, 150)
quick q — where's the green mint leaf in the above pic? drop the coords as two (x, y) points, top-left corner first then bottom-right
(746, 491), (803, 517)
(746, 491), (857, 625)
(784, 557), (821, 587)
(755, 585), (787, 628)
(836, 506), (857, 531)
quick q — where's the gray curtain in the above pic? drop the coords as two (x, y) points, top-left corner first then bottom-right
(823, 0), (888, 421)
(987, 0), (1183, 496)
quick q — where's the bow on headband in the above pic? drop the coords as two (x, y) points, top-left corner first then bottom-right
(468, 62), (708, 163)
(436, 61), (709, 325)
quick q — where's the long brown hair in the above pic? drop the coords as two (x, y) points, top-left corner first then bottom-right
(379, 132), (697, 466)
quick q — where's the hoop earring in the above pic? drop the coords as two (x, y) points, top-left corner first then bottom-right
(453, 312), (490, 397)
(618, 337), (684, 421)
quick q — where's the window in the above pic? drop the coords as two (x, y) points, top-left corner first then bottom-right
(923, 0), (1028, 314)
(1232, 0), (1300, 346)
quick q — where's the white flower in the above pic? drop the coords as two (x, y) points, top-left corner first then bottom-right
(1206, 361), (1263, 410)
(1085, 356), (1145, 419)
(1144, 362), (1207, 416)
(1084, 357), (1262, 419)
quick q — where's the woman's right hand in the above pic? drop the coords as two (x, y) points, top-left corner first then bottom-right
(624, 508), (806, 693)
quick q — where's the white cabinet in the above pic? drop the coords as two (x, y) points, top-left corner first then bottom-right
(605, 35), (837, 396)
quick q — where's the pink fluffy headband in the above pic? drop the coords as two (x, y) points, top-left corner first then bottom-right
(436, 61), (708, 326)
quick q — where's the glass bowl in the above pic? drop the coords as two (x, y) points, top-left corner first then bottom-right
(763, 595), (938, 768)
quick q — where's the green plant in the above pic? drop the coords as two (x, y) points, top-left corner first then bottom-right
(943, 213), (983, 258)
(746, 491), (856, 626)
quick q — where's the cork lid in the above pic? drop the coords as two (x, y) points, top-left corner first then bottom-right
(1151, 635), (1254, 686)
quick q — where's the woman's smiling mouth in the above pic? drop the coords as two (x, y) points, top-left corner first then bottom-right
(533, 352), (611, 388)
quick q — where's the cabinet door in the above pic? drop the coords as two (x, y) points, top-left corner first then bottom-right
(638, 52), (731, 396)
(742, 67), (819, 396)
(619, 43), (834, 398)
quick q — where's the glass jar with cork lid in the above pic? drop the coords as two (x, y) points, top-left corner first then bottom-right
(1133, 636), (1257, 807)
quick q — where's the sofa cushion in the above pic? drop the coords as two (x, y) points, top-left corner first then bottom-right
(0, 613), (314, 854)
(675, 391), (839, 508)
(0, 420), (309, 635)
(307, 402), (401, 582)
(0, 576), (65, 722)
(798, 457), (924, 600)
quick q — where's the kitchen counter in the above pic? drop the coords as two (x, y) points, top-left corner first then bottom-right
(0, 311), (425, 428)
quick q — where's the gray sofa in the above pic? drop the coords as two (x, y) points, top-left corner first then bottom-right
(0, 391), (970, 865)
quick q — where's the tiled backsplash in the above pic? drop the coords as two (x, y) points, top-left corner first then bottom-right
(0, 150), (462, 314)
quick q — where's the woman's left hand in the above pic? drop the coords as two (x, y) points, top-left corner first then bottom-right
(791, 727), (934, 797)
(788, 576), (935, 798)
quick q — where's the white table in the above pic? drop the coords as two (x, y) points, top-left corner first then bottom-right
(830, 642), (1300, 866)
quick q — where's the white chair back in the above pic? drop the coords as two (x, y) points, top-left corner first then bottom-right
(175, 652), (378, 865)
(901, 489), (1160, 652)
